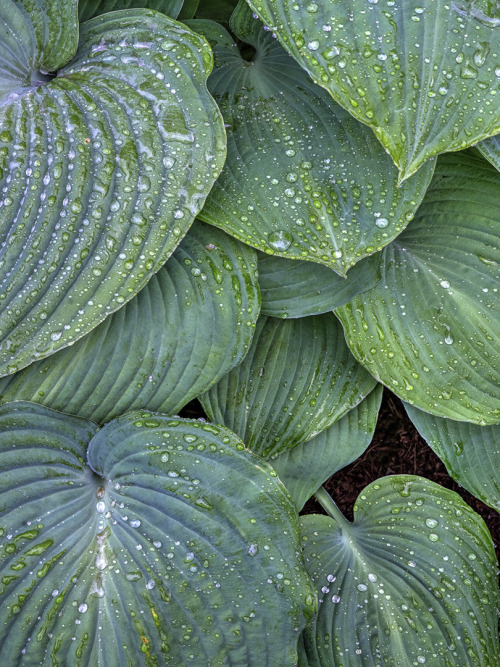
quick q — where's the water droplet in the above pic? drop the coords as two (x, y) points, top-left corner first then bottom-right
(425, 518), (438, 528)
(331, 594), (340, 603)
(268, 230), (293, 251)
(248, 544), (259, 557)
(375, 217), (389, 228)
(439, 280), (450, 289)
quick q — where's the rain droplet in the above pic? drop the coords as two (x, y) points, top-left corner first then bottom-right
(268, 230), (293, 251)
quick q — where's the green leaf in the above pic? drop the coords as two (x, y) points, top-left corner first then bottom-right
(248, 0), (500, 181)
(0, 222), (260, 423)
(0, 402), (316, 664)
(259, 251), (381, 319)
(177, 0), (200, 19)
(195, 0), (238, 22)
(195, 7), (434, 275)
(200, 314), (377, 457)
(0, 0), (78, 96)
(301, 480), (500, 666)
(78, 0), (184, 22)
(272, 384), (382, 510)
(478, 133), (500, 172)
(405, 404), (500, 514)
(0, 9), (226, 376)
(335, 150), (500, 425)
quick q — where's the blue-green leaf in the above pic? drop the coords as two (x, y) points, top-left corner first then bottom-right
(200, 314), (377, 457)
(0, 223), (260, 423)
(0, 402), (316, 664)
(248, 0), (500, 181)
(405, 404), (500, 514)
(0, 6), (226, 375)
(301, 480), (500, 666)
(195, 6), (433, 274)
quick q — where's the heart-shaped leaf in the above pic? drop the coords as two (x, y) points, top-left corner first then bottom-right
(478, 133), (500, 171)
(0, 222), (260, 423)
(335, 149), (500, 425)
(200, 314), (377, 457)
(0, 402), (316, 664)
(195, 6), (434, 275)
(405, 404), (500, 514)
(78, 0), (183, 22)
(272, 384), (382, 510)
(300, 480), (500, 666)
(0, 3), (226, 376)
(259, 251), (381, 319)
(248, 0), (500, 181)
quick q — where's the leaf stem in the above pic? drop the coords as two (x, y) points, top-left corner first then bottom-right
(314, 486), (351, 527)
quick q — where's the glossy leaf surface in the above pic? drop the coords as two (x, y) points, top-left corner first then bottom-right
(259, 251), (381, 318)
(196, 6), (434, 274)
(0, 402), (315, 665)
(272, 384), (382, 510)
(78, 0), (183, 21)
(0, 6), (225, 375)
(0, 223), (260, 423)
(200, 314), (377, 457)
(248, 0), (500, 181)
(301, 479), (500, 666)
(406, 404), (500, 514)
(336, 150), (500, 424)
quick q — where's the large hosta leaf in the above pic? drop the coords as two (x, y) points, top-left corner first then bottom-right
(195, 5), (434, 275)
(405, 404), (500, 513)
(0, 402), (316, 664)
(78, 0), (183, 22)
(248, 0), (500, 181)
(0, 3), (225, 376)
(0, 223), (259, 423)
(272, 384), (382, 510)
(200, 314), (377, 457)
(301, 480), (500, 666)
(259, 251), (381, 319)
(335, 150), (500, 425)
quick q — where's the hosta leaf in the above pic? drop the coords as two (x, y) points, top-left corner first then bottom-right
(405, 404), (500, 514)
(0, 402), (316, 665)
(177, 0), (200, 20)
(335, 150), (500, 425)
(199, 314), (377, 457)
(259, 250), (381, 319)
(272, 384), (382, 510)
(0, 0), (78, 95)
(301, 480), (500, 666)
(248, 0), (500, 181)
(78, 0), (183, 22)
(195, 6), (434, 275)
(0, 6), (225, 376)
(478, 133), (500, 171)
(0, 223), (259, 423)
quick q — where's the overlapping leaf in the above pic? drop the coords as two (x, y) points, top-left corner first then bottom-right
(0, 223), (259, 423)
(78, 0), (183, 22)
(0, 402), (316, 665)
(272, 384), (382, 510)
(336, 150), (500, 424)
(195, 5), (434, 275)
(478, 133), (500, 172)
(406, 404), (500, 513)
(0, 2), (226, 375)
(200, 314), (377, 457)
(259, 250), (381, 318)
(301, 479), (500, 666)
(248, 0), (500, 181)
